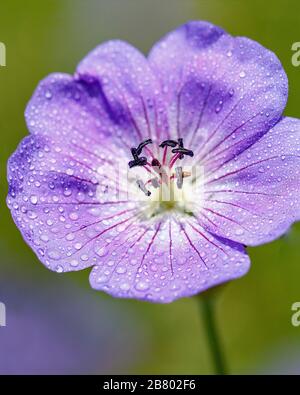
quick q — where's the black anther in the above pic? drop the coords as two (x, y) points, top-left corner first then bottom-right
(136, 139), (153, 155)
(128, 157), (147, 168)
(159, 139), (178, 148)
(129, 139), (153, 168)
(130, 147), (139, 160)
(171, 147), (194, 158)
(171, 138), (194, 159)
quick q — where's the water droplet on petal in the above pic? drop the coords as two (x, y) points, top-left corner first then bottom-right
(215, 100), (223, 114)
(235, 228), (244, 236)
(55, 265), (64, 273)
(96, 246), (108, 257)
(135, 281), (150, 291)
(116, 266), (127, 274)
(70, 259), (79, 267)
(120, 283), (130, 291)
(45, 90), (52, 99)
(30, 195), (38, 205)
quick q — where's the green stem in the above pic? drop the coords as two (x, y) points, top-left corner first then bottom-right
(197, 292), (227, 375)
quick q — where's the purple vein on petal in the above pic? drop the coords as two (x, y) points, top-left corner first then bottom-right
(70, 142), (115, 166)
(177, 220), (208, 269)
(204, 189), (283, 197)
(67, 215), (137, 257)
(196, 112), (260, 166)
(188, 84), (213, 147)
(176, 87), (183, 139)
(204, 198), (270, 219)
(203, 155), (298, 186)
(106, 227), (149, 282)
(202, 206), (252, 234)
(187, 221), (229, 257)
(32, 200), (131, 207)
(136, 221), (162, 273)
(168, 220), (174, 276)
(59, 208), (138, 237)
(139, 95), (153, 141)
(48, 172), (98, 186)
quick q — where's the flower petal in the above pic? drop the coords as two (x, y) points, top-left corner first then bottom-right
(148, 21), (288, 168)
(7, 133), (139, 273)
(202, 117), (300, 246)
(89, 217), (250, 303)
(26, 73), (109, 139)
(26, 70), (167, 155)
(77, 40), (169, 144)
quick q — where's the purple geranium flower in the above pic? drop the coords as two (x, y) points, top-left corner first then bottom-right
(7, 21), (300, 303)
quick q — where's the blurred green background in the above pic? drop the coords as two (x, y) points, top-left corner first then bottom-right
(1, 0), (300, 374)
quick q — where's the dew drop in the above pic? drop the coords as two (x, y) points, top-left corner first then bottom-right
(70, 259), (79, 267)
(69, 212), (78, 221)
(66, 233), (75, 241)
(40, 234), (49, 242)
(63, 189), (72, 197)
(96, 246), (108, 257)
(48, 249), (61, 260)
(228, 88), (235, 97)
(96, 275), (108, 283)
(45, 90), (52, 99)
(30, 195), (38, 205)
(55, 265), (64, 273)
(215, 100), (223, 114)
(235, 228), (244, 236)
(120, 283), (130, 291)
(135, 281), (150, 291)
(27, 211), (37, 219)
(116, 266), (127, 274)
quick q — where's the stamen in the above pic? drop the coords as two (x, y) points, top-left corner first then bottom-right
(136, 179), (151, 196)
(171, 147), (194, 158)
(169, 153), (181, 169)
(136, 138), (153, 155)
(182, 171), (191, 178)
(131, 147), (139, 160)
(178, 137), (184, 159)
(128, 156), (147, 168)
(172, 138), (194, 159)
(128, 139), (153, 168)
(159, 139), (178, 148)
(162, 145), (168, 166)
(175, 167), (183, 189)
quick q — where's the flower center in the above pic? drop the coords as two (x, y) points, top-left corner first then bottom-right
(128, 138), (197, 218)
